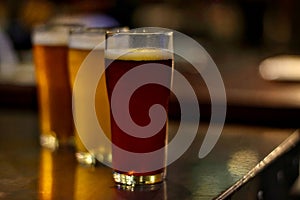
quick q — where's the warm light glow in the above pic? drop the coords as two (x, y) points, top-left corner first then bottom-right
(149, 175), (156, 183)
(259, 55), (300, 81)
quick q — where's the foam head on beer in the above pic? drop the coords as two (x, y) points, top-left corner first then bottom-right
(105, 48), (173, 61)
(69, 28), (106, 50)
(105, 31), (173, 61)
(33, 24), (80, 46)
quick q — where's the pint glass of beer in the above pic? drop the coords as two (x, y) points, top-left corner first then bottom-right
(68, 28), (109, 165)
(105, 30), (174, 186)
(32, 24), (81, 150)
(68, 27), (129, 165)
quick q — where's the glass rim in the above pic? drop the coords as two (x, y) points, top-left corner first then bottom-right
(70, 27), (107, 35)
(33, 23), (84, 32)
(105, 29), (173, 51)
(108, 31), (173, 36)
(70, 26), (130, 35)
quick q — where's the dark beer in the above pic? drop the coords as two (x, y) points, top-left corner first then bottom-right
(105, 48), (173, 183)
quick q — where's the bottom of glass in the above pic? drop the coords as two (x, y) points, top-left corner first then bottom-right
(75, 152), (96, 165)
(40, 134), (59, 150)
(113, 171), (165, 186)
(75, 151), (112, 166)
(40, 134), (73, 151)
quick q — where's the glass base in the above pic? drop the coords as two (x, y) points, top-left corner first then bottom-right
(75, 151), (112, 166)
(40, 134), (74, 151)
(75, 152), (96, 165)
(113, 171), (164, 186)
(40, 134), (59, 150)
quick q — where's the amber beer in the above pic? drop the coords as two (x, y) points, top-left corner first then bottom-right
(68, 28), (111, 165)
(105, 31), (173, 186)
(33, 24), (77, 149)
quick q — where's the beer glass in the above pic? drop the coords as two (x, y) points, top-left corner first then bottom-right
(105, 30), (174, 186)
(32, 24), (81, 150)
(68, 27), (129, 165)
(68, 27), (108, 165)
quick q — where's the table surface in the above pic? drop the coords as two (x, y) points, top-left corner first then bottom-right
(1, 46), (300, 199)
(0, 108), (298, 200)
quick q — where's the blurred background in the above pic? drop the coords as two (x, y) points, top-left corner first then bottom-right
(0, 0), (299, 56)
(1, 0), (300, 127)
(0, 0), (298, 59)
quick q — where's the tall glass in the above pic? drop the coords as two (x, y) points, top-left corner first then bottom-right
(105, 30), (174, 186)
(32, 24), (81, 150)
(68, 27), (108, 165)
(68, 27), (129, 165)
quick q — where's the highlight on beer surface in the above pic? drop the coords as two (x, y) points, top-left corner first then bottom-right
(105, 48), (173, 61)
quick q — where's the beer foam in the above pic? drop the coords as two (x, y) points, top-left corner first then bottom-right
(69, 34), (105, 50)
(105, 48), (173, 61)
(33, 29), (69, 46)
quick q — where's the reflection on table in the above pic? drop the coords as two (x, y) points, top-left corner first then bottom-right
(0, 109), (298, 199)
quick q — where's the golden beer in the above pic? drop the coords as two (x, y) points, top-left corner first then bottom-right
(33, 25), (77, 149)
(68, 28), (111, 165)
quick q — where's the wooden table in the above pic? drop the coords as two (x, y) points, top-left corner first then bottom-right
(0, 108), (299, 199)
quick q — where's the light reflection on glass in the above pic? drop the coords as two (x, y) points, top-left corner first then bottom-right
(40, 134), (58, 151)
(75, 152), (95, 165)
(227, 149), (259, 180)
